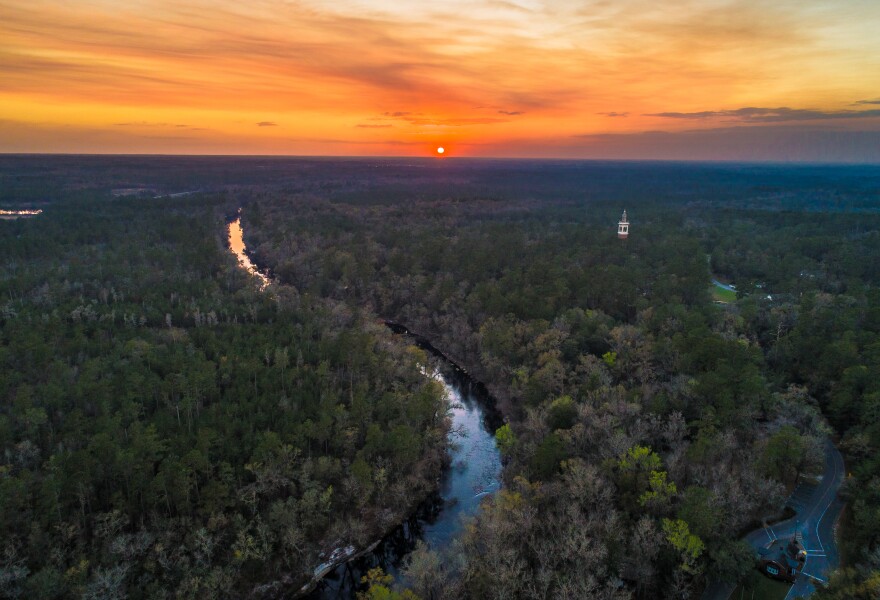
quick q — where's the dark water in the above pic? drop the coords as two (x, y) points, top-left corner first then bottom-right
(308, 361), (503, 598)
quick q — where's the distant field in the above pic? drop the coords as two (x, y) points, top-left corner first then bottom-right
(732, 570), (791, 600)
(712, 283), (738, 303)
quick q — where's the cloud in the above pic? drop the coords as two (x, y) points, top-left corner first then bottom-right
(256, 121), (278, 127)
(497, 110), (523, 115)
(115, 121), (192, 127)
(0, 119), (224, 153)
(561, 125), (880, 163)
(299, 137), (423, 146)
(855, 98), (880, 105)
(356, 123), (393, 128)
(378, 111), (507, 126)
(645, 107), (880, 122)
(598, 112), (628, 117)
(405, 117), (508, 126)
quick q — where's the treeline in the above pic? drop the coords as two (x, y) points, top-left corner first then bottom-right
(0, 195), (448, 598)
(245, 190), (858, 598)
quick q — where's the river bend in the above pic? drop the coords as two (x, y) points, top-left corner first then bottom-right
(227, 214), (503, 598)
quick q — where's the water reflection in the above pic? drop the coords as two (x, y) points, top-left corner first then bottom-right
(311, 365), (502, 598)
(227, 216), (269, 288)
(0, 208), (42, 220)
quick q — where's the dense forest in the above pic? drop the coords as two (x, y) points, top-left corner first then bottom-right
(1, 156), (879, 599)
(240, 162), (880, 599)
(0, 186), (448, 597)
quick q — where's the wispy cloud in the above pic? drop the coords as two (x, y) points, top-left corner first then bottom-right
(115, 121), (193, 128)
(407, 117), (509, 126)
(379, 111), (508, 126)
(646, 107), (880, 122)
(2, 0), (879, 158)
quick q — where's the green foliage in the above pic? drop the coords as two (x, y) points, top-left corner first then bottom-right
(357, 568), (421, 600)
(661, 518), (705, 573)
(638, 469), (677, 511)
(494, 424), (516, 456)
(601, 351), (617, 367)
(615, 445), (675, 513)
(618, 445), (662, 473)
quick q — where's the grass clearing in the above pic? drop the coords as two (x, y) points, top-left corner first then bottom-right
(731, 570), (791, 600)
(711, 283), (738, 303)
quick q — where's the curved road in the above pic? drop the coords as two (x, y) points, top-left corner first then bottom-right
(702, 439), (845, 600)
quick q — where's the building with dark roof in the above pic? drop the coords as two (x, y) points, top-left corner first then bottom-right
(757, 538), (806, 583)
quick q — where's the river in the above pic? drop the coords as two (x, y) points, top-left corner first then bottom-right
(227, 214), (503, 597)
(309, 363), (502, 598)
(228, 213), (270, 288)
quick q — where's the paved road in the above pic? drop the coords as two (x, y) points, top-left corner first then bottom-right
(701, 439), (845, 600)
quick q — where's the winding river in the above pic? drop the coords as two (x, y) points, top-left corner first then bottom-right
(228, 212), (270, 289)
(227, 214), (503, 597)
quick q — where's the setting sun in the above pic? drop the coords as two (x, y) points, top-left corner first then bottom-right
(437, 147), (445, 155)
(0, 0), (878, 161)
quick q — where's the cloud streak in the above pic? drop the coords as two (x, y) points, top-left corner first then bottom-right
(378, 111), (509, 126)
(646, 107), (880, 122)
(562, 125), (880, 163)
(115, 122), (193, 128)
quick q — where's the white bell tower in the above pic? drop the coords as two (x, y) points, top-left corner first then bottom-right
(617, 210), (629, 239)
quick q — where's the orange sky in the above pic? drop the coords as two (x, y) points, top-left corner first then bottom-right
(1, 0), (879, 160)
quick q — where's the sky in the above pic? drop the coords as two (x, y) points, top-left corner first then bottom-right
(1, 0), (879, 161)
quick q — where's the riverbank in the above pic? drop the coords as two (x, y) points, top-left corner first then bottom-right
(226, 213), (503, 598)
(307, 352), (502, 598)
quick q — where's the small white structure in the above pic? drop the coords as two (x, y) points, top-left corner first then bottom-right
(617, 210), (629, 239)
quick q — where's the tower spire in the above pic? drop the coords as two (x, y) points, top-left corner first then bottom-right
(617, 209), (629, 239)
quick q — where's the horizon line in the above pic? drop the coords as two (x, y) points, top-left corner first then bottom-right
(1, 152), (879, 167)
